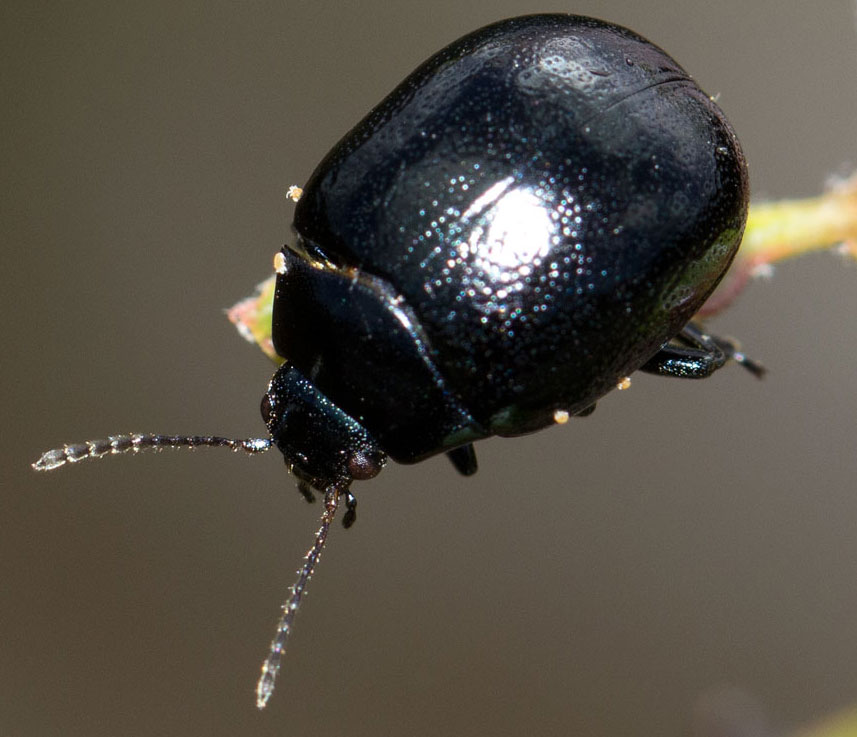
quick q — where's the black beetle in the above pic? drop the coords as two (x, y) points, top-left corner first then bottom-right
(34, 14), (763, 708)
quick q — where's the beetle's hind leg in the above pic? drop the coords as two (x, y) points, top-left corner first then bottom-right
(640, 322), (765, 379)
(446, 443), (478, 476)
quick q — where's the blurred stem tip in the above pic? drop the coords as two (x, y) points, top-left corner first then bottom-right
(699, 171), (857, 316)
(227, 272), (281, 363)
(227, 173), (857, 360)
(794, 707), (857, 737)
(693, 687), (857, 737)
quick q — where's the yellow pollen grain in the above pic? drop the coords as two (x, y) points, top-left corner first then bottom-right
(273, 252), (287, 274)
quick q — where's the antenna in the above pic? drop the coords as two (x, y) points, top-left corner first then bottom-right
(32, 433), (271, 471)
(33, 431), (348, 709)
(256, 482), (344, 709)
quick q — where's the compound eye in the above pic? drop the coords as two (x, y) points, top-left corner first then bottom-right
(347, 448), (386, 480)
(260, 392), (277, 429)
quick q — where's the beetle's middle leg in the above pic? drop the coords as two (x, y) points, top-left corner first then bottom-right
(640, 322), (765, 379)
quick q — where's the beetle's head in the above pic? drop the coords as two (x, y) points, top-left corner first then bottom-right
(260, 363), (387, 490)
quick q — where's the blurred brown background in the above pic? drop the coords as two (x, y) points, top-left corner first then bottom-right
(3, 1), (857, 735)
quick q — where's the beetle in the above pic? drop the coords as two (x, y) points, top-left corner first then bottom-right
(33, 14), (763, 708)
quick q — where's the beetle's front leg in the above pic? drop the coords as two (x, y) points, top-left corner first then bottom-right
(640, 322), (765, 379)
(342, 489), (358, 529)
(297, 480), (316, 504)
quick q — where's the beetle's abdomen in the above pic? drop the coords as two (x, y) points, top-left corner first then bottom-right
(289, 14), (748, 442)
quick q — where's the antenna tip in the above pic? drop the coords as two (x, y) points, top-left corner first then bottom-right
(32, 448), (67, 471)
(256, 678), (274, 710)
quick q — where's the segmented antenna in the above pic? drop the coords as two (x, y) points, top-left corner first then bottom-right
(256, 483), (342, 709)
(32, 434), (271, 471)
(32, 430), (343, 710)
